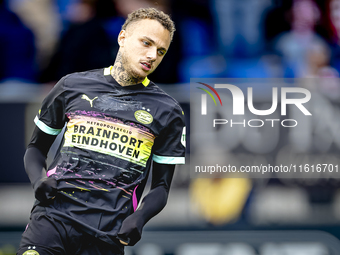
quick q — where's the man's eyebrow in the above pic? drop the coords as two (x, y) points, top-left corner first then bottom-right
(143, 36), (167, 52)
(143, 36), (155, 44)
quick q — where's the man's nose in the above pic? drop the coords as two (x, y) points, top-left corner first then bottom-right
(146, 47), (157, 61)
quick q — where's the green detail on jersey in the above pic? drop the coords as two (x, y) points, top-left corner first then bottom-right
(153, 154), (185, 164)
(23, 250), (40, 255)
(181, 127), (186, 148)
(134, 110), (153, 124)
(34, 116), (62, 135)
(142, 77), (150, 87)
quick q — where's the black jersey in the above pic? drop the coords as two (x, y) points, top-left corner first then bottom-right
(33, 66), (185, 246)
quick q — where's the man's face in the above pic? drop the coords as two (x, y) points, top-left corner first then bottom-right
(118, 19), (171, 80)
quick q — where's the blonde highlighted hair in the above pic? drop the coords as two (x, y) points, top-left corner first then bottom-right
(122, 8), (175, 40)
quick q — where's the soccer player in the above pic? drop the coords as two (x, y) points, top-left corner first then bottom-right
(17, 8), (185, 255)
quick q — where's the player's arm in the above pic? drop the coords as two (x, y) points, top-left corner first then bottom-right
(24, 126), (58, 202)
(117, 102), (186, 246)
(117, 161), (175, 246)
(24, 76), (66, 202)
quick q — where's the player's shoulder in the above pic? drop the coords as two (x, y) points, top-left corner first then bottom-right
(147, 80), (183, 113)
(147, 81), (185, 130)
(61, 68), (107, 88)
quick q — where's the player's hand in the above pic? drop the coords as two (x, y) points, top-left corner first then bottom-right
(33, 177), (57, 203)
(117, 213), (143, 246)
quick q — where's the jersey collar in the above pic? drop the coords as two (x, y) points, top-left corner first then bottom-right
(142, 77), (150, 87)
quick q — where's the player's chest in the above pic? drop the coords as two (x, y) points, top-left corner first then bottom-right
(64, 91), (161, 134)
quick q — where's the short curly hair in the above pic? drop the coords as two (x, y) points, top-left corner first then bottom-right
(122, 8), (175, 41)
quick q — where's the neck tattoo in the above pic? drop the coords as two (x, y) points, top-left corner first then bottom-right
(111, 51), (144, 86)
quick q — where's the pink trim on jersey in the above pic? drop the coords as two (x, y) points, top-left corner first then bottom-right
(132, 185), (139, 211)
(46, 167), (57, 177)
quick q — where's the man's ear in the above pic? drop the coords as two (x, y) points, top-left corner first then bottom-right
(118, 30), (126, 47)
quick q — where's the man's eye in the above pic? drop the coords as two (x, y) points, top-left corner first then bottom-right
(158, 50), (165, 56)
(143, 41), (150, 46)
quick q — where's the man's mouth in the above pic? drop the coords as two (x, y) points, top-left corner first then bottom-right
(141, 62), (151, 71)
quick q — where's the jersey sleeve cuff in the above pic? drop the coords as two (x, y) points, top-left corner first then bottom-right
(34, 116), (62, 135)
(152, 154), (185, 164)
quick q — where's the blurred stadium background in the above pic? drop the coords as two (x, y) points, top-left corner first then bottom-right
(2, 0), (340, 254)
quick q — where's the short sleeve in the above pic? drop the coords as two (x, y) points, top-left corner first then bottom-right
(152, 104), (186, 164)
(34, 76), (67, 135)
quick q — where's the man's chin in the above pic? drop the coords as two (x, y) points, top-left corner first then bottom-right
(131, 70), (149, 81)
